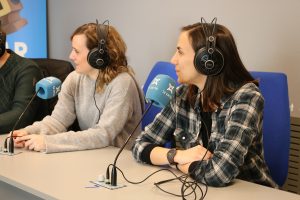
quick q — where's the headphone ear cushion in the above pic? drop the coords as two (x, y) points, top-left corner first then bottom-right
(87, 47), (110, 69)
(194, 47), (224, 76)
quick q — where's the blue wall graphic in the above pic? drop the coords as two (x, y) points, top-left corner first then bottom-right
(1, 0), (47, 58)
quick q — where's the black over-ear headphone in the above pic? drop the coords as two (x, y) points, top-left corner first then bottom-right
(194, 17), (224, 76)
(87, 20), (110, 69)
(0, 21), (6, 58)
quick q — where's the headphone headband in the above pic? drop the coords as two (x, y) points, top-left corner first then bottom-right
(96, 19), (109, 48)
(87, 19), (110, 69)
(194, 17), (224, 76)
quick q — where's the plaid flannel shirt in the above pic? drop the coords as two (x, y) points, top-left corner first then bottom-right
(132, 83), (277, 187)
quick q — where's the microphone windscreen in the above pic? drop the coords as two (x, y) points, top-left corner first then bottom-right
(35, 77), (62, 99)
(145, 74), (176, 108)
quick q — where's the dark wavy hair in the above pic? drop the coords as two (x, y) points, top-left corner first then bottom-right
(182, 22), (257, 111)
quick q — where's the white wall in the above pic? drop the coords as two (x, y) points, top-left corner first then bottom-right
(48, 0), (300, 117)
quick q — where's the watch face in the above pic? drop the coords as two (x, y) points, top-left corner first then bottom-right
(167, 149), (177, 165)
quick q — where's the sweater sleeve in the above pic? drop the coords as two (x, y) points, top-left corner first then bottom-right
(0, 63), (42, 133)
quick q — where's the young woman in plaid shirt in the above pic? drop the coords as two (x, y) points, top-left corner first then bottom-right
(132, 19), (277, 187)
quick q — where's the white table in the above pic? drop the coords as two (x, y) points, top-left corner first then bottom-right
(1, 135), (300, 200)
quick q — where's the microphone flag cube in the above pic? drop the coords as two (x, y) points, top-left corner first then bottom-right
(35, 76), (62, 99)
(145, 74), (176, 108)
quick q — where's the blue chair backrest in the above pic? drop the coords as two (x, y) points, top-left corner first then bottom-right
(142, 61), (179, 129)
(251, 71), (290, 186)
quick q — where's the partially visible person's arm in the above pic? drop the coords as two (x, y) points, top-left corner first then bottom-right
(150, 145), (212, 166)
(133, 84), (212, 166)
(0, 63), (42, 133)
(132, 98), (178, 164)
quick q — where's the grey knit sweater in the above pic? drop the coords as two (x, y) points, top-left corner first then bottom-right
(24, 71), (144, 153)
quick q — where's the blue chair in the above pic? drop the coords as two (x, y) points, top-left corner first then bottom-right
(251, 71), (290, 187)
(142, 61), (179, 129)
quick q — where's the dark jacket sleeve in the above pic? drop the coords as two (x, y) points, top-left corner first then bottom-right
(0, 63), (43, 134)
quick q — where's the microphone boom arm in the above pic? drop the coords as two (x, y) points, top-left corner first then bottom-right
(8, 88), (40, 154)
(110, 100), (154, 186)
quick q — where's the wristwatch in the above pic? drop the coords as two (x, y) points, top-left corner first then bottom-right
(167, 148), (177, 165)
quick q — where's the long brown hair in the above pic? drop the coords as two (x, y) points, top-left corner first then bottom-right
(71, 23), (133, 92)
(182, 22), (257, 111)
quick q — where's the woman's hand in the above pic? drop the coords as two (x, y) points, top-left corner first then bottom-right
(175, 145), (212, 165)
(175, 145), (212, 173)
(176, 162), (191, 174)
(15, 134), (46, 152)
(12, 129), (29, 148)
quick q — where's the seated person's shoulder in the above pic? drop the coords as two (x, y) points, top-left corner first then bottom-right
(238, 82), (260, 96)
(6, 51), (41, 77)
(232, 82), (263, 104)
(13, 57), (43, 78)
(60, 71), (79, 87)
(111, 72), (136, 87)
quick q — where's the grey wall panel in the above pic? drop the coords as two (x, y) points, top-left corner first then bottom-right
(48, 0), (300, 117)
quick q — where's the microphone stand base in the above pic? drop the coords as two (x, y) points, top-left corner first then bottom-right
(96, 181), (126, 190)
(0, 149), (22, 156)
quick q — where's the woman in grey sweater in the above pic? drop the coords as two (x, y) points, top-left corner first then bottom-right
(14, 21), (144, 153)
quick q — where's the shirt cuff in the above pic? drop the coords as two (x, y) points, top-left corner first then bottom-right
(188, 161), (200, 179)
(140, 143), (160, 165)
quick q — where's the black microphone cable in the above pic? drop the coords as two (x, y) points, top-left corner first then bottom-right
(107, 100), (154, 186)
(105, 103), (210, 199)
(107, 163), (201, 199)
(107, 164), (179, 184)
(154, 112), (210, 200)
(93, 70), (101, 123)
(104, 114), (209, 199)
(106, 163), (203, 199)
(155, 174), (199, 199)
(154, 149), (209, 200)
(153, 91), (211, 200)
